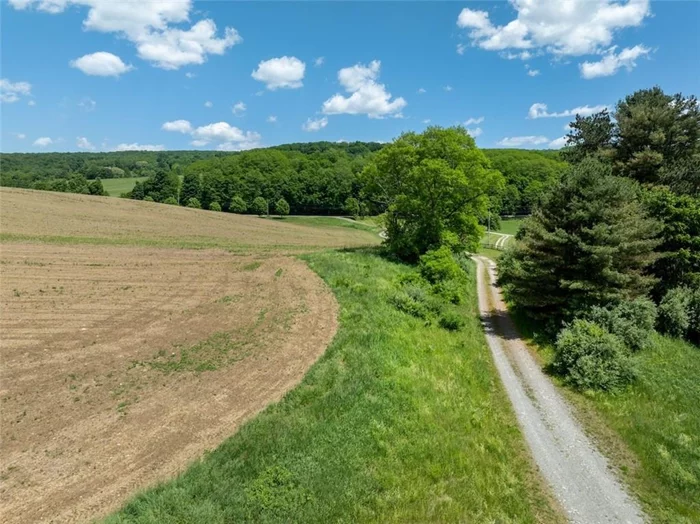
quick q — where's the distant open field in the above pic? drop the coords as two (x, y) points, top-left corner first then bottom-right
(0, 188), (380, 251)
(102, 177), (148, 196)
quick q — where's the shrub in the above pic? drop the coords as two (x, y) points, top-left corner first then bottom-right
(209, 201), (222, 212)
(439, 309), (466, 331)
(186, 197), (202, 209)
(658, 287), (691, 338)
(432, 278), (465, 305)
(587, 298), (657, 352)
(251, 197), (269, 216)
(553, 319), (636, 391)
(163, 196), (178, 205)
(419, 246), (463, 284)
(389, 290), (431, 320)
(344, 197), (360, 218)
(275, 198), (290, 217)
(230, 196), (247, 214)
(143, 195), (154, 202)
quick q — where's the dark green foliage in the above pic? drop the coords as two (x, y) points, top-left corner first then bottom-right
(562, 110), (616, 164)
(615, 87), (700, 186)
(229, 195), (247, 213)
(88, 178), (105, 196)
(251, 197), (269, 216)
(138, 170), (180, 202)
(362, 127), (503, 260)
(586, 298), (657, 352)
(180, 172), (202, 206)
(343, 197), (360, 218)
(163, 196), (178, 205)
(131, 180), (145, 200)
(186, 197), (202, 209)
(439, 309), (466, 331)
(644, 187), (700, 296)
(553, 319), (636, 391)
(499, 158), (661, 329)
(275, 198), (290, 217)
(209, 201), (222, 212)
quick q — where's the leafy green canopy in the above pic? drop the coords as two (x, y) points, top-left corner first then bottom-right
(361, 127), (503, 260)
(498, 158), (660, 329)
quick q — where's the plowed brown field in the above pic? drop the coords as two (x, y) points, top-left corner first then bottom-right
(0, 189), (356, 523)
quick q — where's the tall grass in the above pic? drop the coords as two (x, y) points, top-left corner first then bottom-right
(106, 248), (560, 523)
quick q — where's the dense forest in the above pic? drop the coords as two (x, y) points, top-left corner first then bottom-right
(0, 141), (565, 216)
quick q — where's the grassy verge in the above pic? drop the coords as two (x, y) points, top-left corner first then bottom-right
(106, 248), (561, 523)
(498, 218), (525, 236)
(512, 312), (700, 522)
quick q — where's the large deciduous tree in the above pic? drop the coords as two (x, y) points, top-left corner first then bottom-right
(498, 158), (661, 330)
(361, 126), (502, 260)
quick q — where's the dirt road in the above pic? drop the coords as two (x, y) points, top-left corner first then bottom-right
(473, 256), (645, 524)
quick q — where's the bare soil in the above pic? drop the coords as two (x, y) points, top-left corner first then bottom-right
(0, 188), (378, 250)
(0, 242), (338, 523)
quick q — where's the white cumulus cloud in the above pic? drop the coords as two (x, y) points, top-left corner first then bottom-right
(497, 135), (549, 147)
(321, 60), (406, 119)
(467, 127), (483, 137)
(33, 136), (53, 147)
(528, 103), (609, 119)
(192, 121), (261, 150)
(580, 44), (651, 79)
(70, 52), (133, 77)
(115, 143), (165, 151)
(457, 0), (651, 56)
(549, 136), (568, 149)
(526, 68), (540, 77)
(232, 101), (246, 115)
(464, 116), (484, 126)
(76, 136), (96, 150)
(267, 115), (277, 123)
(10, 1), (241, 70)
(0, 78), (32, 103)
(302, 116), (328, 132)
(162, 119), (193, 133)
(13, 132), (27, 139)
(252, 56), (306, 90)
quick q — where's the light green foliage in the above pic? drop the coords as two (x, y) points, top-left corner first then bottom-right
(419, 246), (463, 284)
(343, 197), (360, 218)
(229, 195), (247, 214)
(107, 250), (561, 523)
(162, 196), (178, 205)
(658, 286), (700, 343)
(553, 319), (636, 391)
(186, 197), (201, 209)
(587, 298), (657, 352)
(143, 195), (154, 202)
(251, 197), (269, 216)
(209, 201), (222, 212)
(362, 127), (503, 260)
(499, 158), (661, 329)
(484, 149), (567, 215)
(275, 198), (290, 217)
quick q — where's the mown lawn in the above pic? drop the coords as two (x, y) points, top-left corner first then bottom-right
(106, 248), (561, 523)
(513, 311), (700, 522)
(102, 177), (148, 196)
(498, 217), (525, 236)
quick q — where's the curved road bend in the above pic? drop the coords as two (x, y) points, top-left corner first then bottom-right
(473, 256), (645, 524)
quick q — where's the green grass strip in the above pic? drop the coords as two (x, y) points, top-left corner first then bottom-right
(106, 248), (560, 523)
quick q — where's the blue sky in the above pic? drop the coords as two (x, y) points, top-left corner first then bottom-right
(1, 0), (699, 153)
